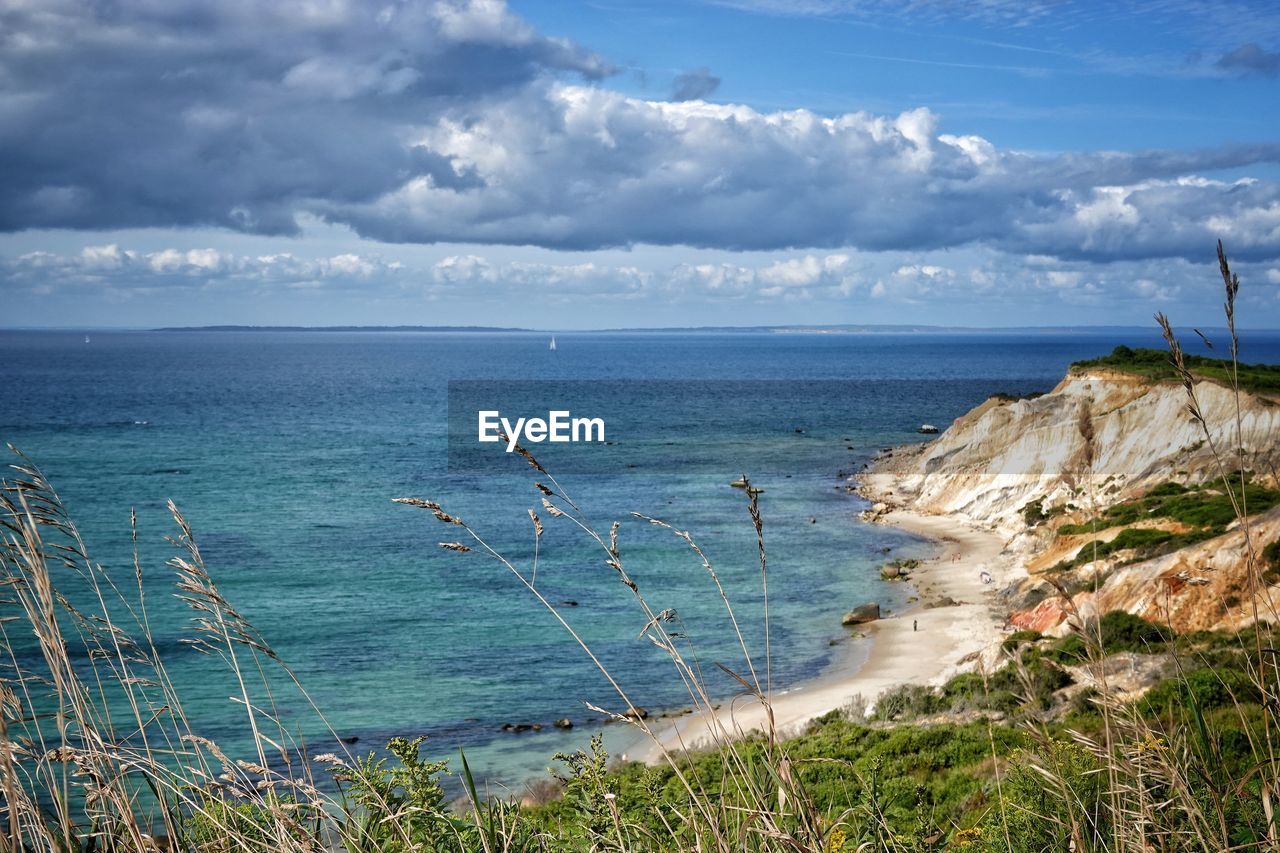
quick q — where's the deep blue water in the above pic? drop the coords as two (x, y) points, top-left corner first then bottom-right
(3, 328), (1277, 789)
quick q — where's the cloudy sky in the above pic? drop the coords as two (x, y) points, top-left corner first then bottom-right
(3, 0), (1280, 329)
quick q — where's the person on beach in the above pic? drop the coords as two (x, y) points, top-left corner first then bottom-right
(913, 619), (918, 632)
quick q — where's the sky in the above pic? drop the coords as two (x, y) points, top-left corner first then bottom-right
(2, 0), (1280, 329)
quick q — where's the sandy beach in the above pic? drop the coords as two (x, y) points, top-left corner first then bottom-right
(636, 507), (1012, 763)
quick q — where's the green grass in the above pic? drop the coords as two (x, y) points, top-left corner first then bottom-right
(528, 720), (1027, 846)
(1058, 477), (1280, 538)
(1070, 345), (1280, 394)
(1050, 477), (1280, 574)
(1051, 527), (1216, 574)
(522, 616), (1280, 849)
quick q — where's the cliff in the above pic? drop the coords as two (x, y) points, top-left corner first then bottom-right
(862, 366), (1280, 634)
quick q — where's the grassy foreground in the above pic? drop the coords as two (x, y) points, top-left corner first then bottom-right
(3, 459), (1275, 851)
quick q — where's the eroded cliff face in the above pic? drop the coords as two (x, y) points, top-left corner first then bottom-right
(1021, 507), (1280, 634)
(863, 369), (1280, 633)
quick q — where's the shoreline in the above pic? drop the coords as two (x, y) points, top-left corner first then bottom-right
(633, 503), (1011, 764)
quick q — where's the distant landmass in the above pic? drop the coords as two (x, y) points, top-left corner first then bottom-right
(152, 325), (530, 332)
(147, 323), (1213, 335)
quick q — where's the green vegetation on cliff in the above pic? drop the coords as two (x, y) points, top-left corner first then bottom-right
(1070, 345), (1280, 394)
(1049, 477), (1280, 572)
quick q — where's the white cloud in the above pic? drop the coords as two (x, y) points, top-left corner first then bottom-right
(322, 85), (1280, 261)
(433, 254), (496, 283)
(5, 241), (1280, 321)
(758, 254), (850, 287)
(5, 245), (403, 293)
(666, 254), (860, 299)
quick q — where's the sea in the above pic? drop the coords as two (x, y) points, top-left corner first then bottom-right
(2, 327), (1277, 793)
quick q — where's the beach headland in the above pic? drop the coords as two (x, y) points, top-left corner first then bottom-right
(637, 474), (1013, 763)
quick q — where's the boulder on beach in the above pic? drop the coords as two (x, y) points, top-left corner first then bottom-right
(554, 718), (573, 729)
(860, 501), (894, 523)
(842, 603), (880, 625)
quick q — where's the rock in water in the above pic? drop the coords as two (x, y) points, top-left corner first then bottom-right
(842, 603), (880, 625)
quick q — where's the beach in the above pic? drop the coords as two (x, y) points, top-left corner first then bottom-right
(637, 506), (1011, 763)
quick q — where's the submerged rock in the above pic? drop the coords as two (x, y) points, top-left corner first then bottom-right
(501, 722), (543, 733)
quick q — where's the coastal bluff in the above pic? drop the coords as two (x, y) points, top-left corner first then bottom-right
(862, 364), (1280, 635)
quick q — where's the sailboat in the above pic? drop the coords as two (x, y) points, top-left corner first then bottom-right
(549, 336), (557, 351)
(84, 335), (91, 344)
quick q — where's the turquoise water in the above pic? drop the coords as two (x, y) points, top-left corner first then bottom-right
(3, 328), (1276, 790)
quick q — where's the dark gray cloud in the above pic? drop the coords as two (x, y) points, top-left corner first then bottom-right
(670, 67), (721, 101)
(0, 0), (610, 235)
(1217, 43), (1280, 77)
(3, 1), (1280, 265)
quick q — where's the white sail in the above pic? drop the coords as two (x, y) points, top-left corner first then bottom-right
(549, 336), (557, 351)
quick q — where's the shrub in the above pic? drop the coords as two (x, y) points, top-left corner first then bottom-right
(1022, 498), (1048, 526)
(1140, 669), (1262, 718)
(1002, 629), (1043, 651)
(1263, 538), (1280, 586)
(873, 684), (943, 720)
(1043, 634), (1087, 664)
(1096, 610), (1171, 654)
